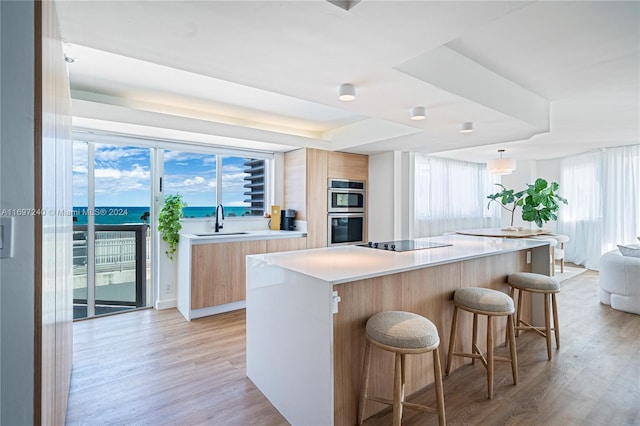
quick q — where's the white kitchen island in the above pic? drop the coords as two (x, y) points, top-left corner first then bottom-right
(246, 234), (550, 426)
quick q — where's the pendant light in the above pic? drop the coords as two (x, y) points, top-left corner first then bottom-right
(487, 149), (516, 175)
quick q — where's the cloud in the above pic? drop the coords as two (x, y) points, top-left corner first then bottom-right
(164, 150), (215, 164)
(95, 145), (148, 163)
(71, 144), (264, 208)
(183, 176), (206, 186)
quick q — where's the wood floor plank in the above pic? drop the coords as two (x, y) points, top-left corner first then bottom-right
(66, 309), (288, 426)
(66, 269), (639, 426)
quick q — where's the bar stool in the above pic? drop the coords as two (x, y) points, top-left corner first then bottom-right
(358, 311), (446, 426)
(507, 272), (561, 360)
(446, 287), (518, 399)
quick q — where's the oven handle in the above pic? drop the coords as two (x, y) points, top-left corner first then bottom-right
(327, 212), (366, 217)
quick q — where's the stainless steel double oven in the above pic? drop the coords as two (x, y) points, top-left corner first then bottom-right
(327, 178), (365, 246)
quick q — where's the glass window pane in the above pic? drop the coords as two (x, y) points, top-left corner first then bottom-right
(164, 150), (217, 218)
(222, 156), (265, 217)
(93, 144), (152, 225)
(72, 141), (88, 317)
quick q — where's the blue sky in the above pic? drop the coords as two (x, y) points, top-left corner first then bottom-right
(73, 143), (251, 207)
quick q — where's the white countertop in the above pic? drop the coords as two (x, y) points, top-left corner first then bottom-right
(181, 229), (307, 244)
(247, 235), (548, 284)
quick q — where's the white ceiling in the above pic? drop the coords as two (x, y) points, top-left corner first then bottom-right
(56, 0), (639, 163)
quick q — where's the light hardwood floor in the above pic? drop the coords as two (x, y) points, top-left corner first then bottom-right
(66, 270), (640, 425)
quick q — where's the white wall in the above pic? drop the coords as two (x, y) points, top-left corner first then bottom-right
(0, 1), (36, 423)
(368, 152), (395, 241)
(368, 151), (411, 242)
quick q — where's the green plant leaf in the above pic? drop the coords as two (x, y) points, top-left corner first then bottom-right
(520, 179), (567, 227)
(158, 194), (186, 261)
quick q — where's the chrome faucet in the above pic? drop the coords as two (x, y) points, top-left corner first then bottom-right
(215, 204), (224, 232)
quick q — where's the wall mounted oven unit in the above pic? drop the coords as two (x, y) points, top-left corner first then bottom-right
(328, 213), (365, 246)
(328, 178), (365, 213)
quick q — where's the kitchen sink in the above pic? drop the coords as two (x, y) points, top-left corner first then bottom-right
(193, 232), (249, 237)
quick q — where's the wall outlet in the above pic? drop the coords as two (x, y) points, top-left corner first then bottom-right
(526, 251), (531, 264)
(165, 283), (172, 293)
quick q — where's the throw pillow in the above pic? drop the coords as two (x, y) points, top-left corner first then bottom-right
(617, 244), (640, 258)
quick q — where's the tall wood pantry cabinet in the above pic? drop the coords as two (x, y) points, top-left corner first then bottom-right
(284, 148), (368, 249)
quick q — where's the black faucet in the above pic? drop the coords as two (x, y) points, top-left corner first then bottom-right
(215, 204), (224, 232)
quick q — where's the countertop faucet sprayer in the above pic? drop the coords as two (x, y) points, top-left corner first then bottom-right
(215, 204), (224, 232)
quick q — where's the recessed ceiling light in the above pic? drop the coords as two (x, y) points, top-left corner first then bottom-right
(410, 106), (426, 121)
(64, 54), (75, 63)
(338, 83), (356, 102)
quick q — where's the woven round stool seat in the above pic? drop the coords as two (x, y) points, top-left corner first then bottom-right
(366, 311), (439, 350)
(508, 272), (560, 292)
(454, 287), (514, 314)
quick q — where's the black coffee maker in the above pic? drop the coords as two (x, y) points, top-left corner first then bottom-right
(280, 209), (296, 230)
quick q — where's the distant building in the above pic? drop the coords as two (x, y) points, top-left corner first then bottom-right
(243, 158), (265, 216)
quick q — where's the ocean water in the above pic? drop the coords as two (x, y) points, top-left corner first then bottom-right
(72, 206), (253, 225)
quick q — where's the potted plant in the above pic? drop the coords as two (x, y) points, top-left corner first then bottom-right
(521, 178), (568, 228)
(158, 194), (186, 260)
(487, 178), (567, 229)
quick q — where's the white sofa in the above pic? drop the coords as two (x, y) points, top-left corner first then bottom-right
(599, 249), (640, 315)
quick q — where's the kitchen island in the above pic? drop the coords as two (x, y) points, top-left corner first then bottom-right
(246, 234), (550, 426)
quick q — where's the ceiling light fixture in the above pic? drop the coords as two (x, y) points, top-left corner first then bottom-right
(338, 83), (356, 102)
(410, 106), (426, 121)
(460, 122), (473, 133)
(487, 149), (516, 175)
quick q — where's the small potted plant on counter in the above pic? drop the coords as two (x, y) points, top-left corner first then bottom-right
(158, 194), (186, 260)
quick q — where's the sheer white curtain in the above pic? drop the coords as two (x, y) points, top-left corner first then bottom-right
(414, 154), (500, 237)
(558, 145), (640, 269)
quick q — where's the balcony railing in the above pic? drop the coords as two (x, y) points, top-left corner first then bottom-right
(73, 224), (149, 314)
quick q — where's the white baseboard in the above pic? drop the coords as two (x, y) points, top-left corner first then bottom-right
(155, 298), (177, 310)
(189, 301), (246, 319)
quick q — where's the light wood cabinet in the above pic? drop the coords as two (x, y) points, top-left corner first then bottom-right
(180, 236), (308, 318)
(266, 237), (308, 253)
(327, 151), (368, 181)
(284, 148), (328, 249)
(284, 148), (368, 249)
(190, 240), (266, 309)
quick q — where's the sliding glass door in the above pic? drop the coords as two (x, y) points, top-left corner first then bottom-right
(72, 141), (153, 319)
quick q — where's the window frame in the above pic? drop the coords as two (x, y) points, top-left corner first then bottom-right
(72, 129), (275, 221)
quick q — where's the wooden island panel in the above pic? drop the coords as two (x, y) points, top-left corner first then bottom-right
(246, 237), (549, 426)
(332, 250), (529, 425)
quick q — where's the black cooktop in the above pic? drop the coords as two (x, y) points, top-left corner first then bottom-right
(358, 240), (452, 252)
